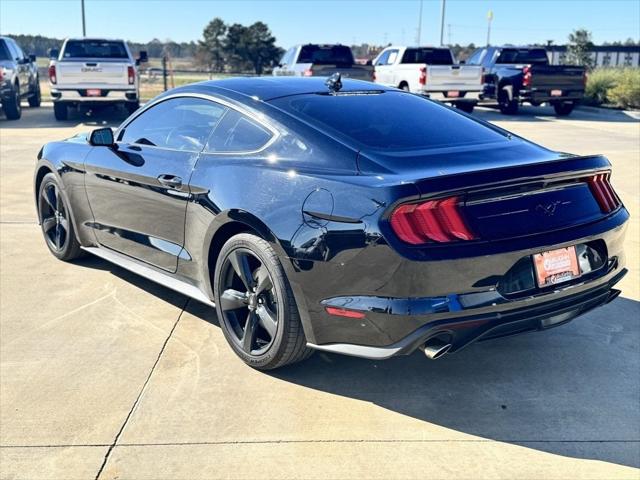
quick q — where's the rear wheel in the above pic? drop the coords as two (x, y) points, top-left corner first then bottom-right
(37, 173), (83, 261)
(214, 233), (312, 370)
(455, 102), (475, 114)
(53, 102), (68, 121)
(399, 82), (410, 92)
(28, 80), (41, 107)
(498, 89), (519, 115)
(553, 101), (575, 116)
(3, 84), (22, 120)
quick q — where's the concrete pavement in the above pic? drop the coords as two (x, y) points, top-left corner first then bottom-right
(0, 105), (638, 479)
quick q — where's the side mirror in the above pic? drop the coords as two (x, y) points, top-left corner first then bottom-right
(89, 127), (115, 147)
(137, 50), (148, 64)
(49, 48), (59, 59)
(29, 54), (36, 63)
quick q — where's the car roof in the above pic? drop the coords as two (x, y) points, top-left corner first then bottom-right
(172, 77), (392, 102)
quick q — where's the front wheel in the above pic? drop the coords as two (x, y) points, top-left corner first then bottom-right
(28, 80), (41, 107)
(214, 233), (312, 370)
(553, 102), (575, 116)
(37, 173), (83, 261)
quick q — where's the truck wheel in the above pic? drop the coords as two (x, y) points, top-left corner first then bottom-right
(53, 103), (68, 121)
(28, 80), (41, 108)
(399, 82), (410, 92)
(455, 102), (475, 114)
(3, 84), (22, 120)
(498, 89), (518, 115)
(553, 102), (575, 116)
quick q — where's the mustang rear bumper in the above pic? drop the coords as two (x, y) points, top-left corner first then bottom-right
(291, 209), (628, 359)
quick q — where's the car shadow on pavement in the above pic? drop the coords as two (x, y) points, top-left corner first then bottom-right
(475, 105), (640, 124)
(73, 256), (640, 470)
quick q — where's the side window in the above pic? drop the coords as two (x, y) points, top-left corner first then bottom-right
(386, 49), (399, 65)
(466, 49), (485, 65)
(13, 42), (25, 61)
(375, 50), (390, 66)
(6, 40), (19, 61)
(119, 97), (227, 151)
(206, 109), (273, 153)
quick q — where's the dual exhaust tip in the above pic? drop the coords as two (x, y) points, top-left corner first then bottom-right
(420, 336), (452, 360)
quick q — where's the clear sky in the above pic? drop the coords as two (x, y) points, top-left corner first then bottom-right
(1, 0), (639, 48)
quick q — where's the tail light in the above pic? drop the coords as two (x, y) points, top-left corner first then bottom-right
(127, 66), (135, 85)
(522, 65), (532, 88)
(389, 196), (477, 244)
(48, 64), (57, 84)
(303, 68), (313, 77)
(0, 68), (3, 82)
(372, 70), (376, 82)
(418, 66), (427, 86)
(587, 173), (620, 213)
(583, 71), (588, 87)
(481, 66), (486, 84)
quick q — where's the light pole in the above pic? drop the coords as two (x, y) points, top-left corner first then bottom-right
(81, 0), (86, 36)
(439, 0), (446, 46)
(486, 10), (493, 46)
(416, 0), (423, 45)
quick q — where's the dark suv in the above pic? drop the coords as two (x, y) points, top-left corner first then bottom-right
(0, 36), (41, 120)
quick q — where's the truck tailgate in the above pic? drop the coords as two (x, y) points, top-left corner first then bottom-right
(427, 65), (483, 91)
(530, 65), (585, 90)
(56, 60), (129, 86)
(308, 63), (374, 81)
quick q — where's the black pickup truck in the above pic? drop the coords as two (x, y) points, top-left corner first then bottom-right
(467, 46), (585, 116)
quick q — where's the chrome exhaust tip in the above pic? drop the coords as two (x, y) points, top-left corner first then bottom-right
(421, 338), (452, 360)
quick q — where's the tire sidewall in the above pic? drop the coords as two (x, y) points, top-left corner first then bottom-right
(38, 173), (77, 260)
(213, 234), (292, 369)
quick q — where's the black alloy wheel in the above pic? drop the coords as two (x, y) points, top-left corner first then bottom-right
(38, 174), (82, 260)
(214, 233), (312, 369)
(219, 248), (279, 355)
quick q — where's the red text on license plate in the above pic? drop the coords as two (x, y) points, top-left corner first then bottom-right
(448, 90), (459, 97)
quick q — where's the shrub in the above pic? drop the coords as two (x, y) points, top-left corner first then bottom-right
(585, 68), (618, 105)
(585, 68), (640, 109)
(607, 69), (640, 109)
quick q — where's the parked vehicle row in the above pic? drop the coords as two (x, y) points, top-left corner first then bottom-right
(273, 44), (374, 81)
(0, 36), (41, 120)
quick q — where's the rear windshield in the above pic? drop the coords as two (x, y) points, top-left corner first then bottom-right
(401, 48), (453, 65)
(271, 91), (507, 150)
(298, 45), (354, 65)
(496, 48), (548, 64)
(0, 41), (10, 61)
(62, 40), (128, 59)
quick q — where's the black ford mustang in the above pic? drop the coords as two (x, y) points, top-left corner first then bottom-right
(34, 77), (628, 370)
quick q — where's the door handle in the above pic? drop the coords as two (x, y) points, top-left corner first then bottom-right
(157, 174), (182, 189)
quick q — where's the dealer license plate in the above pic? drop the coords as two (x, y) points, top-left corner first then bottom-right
(447, 90), (460, 98)
(533, 246), (581, 287)
(86, 89), (101, 97)
(550, 89), (562, 96)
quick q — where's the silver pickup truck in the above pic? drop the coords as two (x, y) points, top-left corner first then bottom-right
(48, 38), (147, 120)
(273, 44), (374, 81)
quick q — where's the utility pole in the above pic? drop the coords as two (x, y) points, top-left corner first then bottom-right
(439, 0), (446, 46)
(486, 10), (493, 47)
(447, 24), (452, 46)
(81, 0), (86, 36)
(416, 0), (423, 45)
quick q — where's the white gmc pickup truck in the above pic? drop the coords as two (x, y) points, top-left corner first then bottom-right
(373, 46), (483, 113)
(48, 38), (147, 120)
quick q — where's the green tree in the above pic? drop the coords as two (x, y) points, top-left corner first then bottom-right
(567, 29), (595, 70)
(198, 18), (227, 72)
(223, 22), (282, 74)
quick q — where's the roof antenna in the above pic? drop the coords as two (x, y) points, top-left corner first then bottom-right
(325, 73), (342, 93)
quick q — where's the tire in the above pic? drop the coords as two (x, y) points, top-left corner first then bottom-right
(498, 89), (518, 115)
(37, 173), (83, 261)
(399, 82), (410, 92)
(214, 233), (313, 370)
(455, 102), (475, 114)
(553, 102), (575, 116)
(3, 84), (21, 120)
(53, 102), (68, 121)
(125, 101), (140, 115)
(28, 79), (41, 107)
